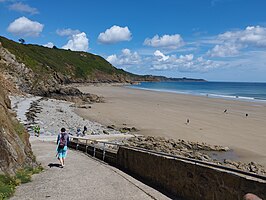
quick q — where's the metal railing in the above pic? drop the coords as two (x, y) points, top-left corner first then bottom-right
(69, 136), (266, 181)
(69, 136), (120, 161)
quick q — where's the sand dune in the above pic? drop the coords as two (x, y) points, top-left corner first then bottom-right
(76, 85), (266, 166)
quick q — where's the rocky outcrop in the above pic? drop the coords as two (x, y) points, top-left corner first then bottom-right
(123, 136), (230, 154)
(0, 75), (36, 175)
(0, 42), (34, 93)
(32, 85), (104, 103)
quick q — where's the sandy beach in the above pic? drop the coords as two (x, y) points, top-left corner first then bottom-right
(76, 85), (266, 166)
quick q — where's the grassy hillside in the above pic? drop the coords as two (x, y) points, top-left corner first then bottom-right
(0, 36), (139, 81)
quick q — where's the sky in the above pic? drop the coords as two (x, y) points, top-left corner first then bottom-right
(1, 0), (266, 82)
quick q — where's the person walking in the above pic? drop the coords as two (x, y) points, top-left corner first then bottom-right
(56, 128), (69, 168)
(76, 127), (81, 137)
(82, 126), (87, 136)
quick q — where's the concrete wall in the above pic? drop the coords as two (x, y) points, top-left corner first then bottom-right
(69, 141), (266, 200)
(117, 147), (266, 200)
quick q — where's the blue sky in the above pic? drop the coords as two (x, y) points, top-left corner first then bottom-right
(1, 0), (266, 82)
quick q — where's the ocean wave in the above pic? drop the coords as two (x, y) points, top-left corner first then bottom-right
(207, 93), (255, 100)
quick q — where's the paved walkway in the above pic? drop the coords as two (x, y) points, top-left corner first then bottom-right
(11, 139), (171, 200)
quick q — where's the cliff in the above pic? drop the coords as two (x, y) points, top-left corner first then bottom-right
(0, 71), (36, 175)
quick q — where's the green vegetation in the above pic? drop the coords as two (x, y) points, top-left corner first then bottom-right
(0, 166), (43, 199)
(11, 120), (29, 143)
(15, 166), (43, 184)
(0, 175), (16, 200)
(0, 36), (138, 80)
(13, 122), (25, 136)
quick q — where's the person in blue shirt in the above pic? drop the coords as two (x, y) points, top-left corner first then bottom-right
(56, 128), (69, 168)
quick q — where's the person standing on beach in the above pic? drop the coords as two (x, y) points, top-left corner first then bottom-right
(76, 127), (81, 137)
(82, 126), (87, 136)
(56, 128), (69, 168)
(34, 125), (40, 137)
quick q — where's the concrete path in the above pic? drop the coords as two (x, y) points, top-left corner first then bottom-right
(11, 139), (171, 200)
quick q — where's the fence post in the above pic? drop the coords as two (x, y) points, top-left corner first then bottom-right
(103, 143), (106, 161)
(76, 138), (79, 150)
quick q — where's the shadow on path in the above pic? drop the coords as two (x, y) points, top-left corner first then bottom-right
(48, 163), (61, 168)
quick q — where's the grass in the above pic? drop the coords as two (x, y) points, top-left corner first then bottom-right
(0, 175), (16, 200)
(13, 122), (25, 136)
(0, 166), (43, 200)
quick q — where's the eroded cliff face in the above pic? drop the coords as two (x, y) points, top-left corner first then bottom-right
(0, 74), (36, 175)
(0, 41), (53, 94)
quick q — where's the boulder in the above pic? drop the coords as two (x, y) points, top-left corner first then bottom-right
(107, 125), (116, 130)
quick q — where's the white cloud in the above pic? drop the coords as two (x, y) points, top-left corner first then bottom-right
(98, 25), (132, 44)
(177, 54), (194, 63)
(151, 52), (219, 72)
(56, 28), (80, 37)
(7, 16), (43, 37)
(105, 26), (266, 74)
(9, 2), (39, 14)
(43, 42), (54, 48)
(106, 48), (141, 69)
(62, 32), (89, 52)
(121, 48), (131, 56)
(207, 26), (266, 57)
(58, 28), (89, 51)
(154, 50), (169, 61)
(218, 26), (266, 47)
(144, 34), (184, 49)
(106, 54), (118, 65)
(107, 48), (219, 73)
(207, 43), (241, 57)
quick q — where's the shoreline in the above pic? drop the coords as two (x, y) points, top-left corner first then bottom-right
(128, 82), (266, 103)
(128, 86), (266, 104)
(76, 85), (266, 166)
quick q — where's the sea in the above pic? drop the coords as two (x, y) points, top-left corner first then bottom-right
(129, 81), (266, 102)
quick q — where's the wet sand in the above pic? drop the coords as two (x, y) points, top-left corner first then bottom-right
(76, 85), (266, 166)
